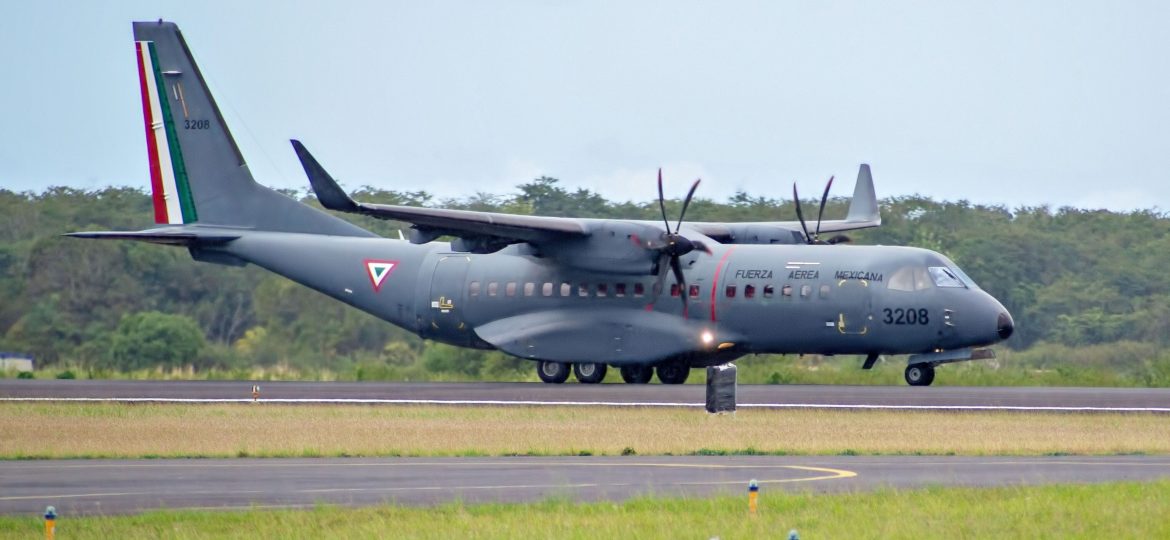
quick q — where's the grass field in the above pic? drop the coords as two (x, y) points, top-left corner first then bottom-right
(2, 403), (1168, 459)
(1, 481), (1167, 539)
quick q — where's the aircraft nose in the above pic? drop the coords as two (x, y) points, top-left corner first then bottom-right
(997, 311), (1014, 340)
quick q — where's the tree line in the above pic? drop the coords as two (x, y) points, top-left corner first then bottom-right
(2, 178), (1169, 382)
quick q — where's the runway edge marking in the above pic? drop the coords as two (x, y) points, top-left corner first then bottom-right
(3, 397), (1169, 412)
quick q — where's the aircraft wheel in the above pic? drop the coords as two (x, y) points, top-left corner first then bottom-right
(656, 362), (690, 385)
(573, 362), (608, 384)
(537, 361), (571, 384)
(620, 365), (653, 384)
(905, 364), (935, 386)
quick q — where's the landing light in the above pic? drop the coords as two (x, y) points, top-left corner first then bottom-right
(701, 331), (714, 345)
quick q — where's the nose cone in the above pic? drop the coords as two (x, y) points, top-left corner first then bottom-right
(997, 311), (1014, 340)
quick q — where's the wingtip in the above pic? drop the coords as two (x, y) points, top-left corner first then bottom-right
(291, 140), (359, 212)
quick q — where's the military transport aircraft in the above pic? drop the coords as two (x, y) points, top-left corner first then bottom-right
(70, 21), (1014, 386)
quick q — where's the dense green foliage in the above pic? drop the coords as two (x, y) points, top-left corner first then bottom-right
(2, 179), (1169, 384)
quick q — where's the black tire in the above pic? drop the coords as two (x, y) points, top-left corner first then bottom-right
(620, 364), (653, 384)
(537, 361), (570, 384)
(573, 362), (608, 384)
(905, 364), (935, 386)
(656, 362), (690, 385)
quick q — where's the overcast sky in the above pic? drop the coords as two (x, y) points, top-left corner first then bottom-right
(1, 1), (1167, 211)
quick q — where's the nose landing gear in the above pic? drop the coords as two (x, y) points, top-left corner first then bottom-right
(904, 364), (936, 386)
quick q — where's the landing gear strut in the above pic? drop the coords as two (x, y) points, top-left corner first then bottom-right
(619, 364), (653, 384)
(904, 364), (935, 386)
(537, 361), (570, 384)
(573, 362), (607, 384)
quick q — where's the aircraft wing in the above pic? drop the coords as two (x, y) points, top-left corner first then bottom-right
(292, 140), (589, 247)
(688, 164), (881, 242)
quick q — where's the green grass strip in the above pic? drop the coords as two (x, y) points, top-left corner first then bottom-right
(0, 481), (1167, 539)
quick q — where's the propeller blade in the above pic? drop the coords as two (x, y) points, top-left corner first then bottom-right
(675, 179), (701, 233)
(692, 239), (712, 255)
(657, 168), (671, 232)
(814, 175), (834, 240)
(670, 255), (688, 314)
(793, 183), (811, 244)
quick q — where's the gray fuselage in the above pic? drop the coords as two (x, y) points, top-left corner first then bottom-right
(221, 231), (1010, 365)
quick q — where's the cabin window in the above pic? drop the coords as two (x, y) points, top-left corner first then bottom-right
(800, 285), (812, 298)
(781, 284), (793, 297)
(523, 282), (535, 296)
(634, 283), (645, 297)
(762, 284), (774, 298)
(745, 284), (756, 299)
(671, 284), (681, 297)
(469, 281), (481, 296)
(597, 283), (608, 297)
(615, 283), (627, 297)
(725, 285), (736, 298)
(561, 282), (572, 296)
(542, 282), (554, 296)
(578, 283), (589, 297)
(689, 284), (701, 298)
(488, 282), (499, 296)
(506, 282), (517, 297)
(819, 284), (831, 298)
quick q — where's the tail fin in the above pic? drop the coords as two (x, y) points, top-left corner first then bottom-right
(844, 164), (879, 225)
(132, 20), (372, 237)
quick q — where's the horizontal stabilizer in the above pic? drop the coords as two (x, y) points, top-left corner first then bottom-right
(64, 227), (240, 246)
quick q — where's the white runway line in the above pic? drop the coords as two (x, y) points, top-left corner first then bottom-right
(2, 397), (1169, 412)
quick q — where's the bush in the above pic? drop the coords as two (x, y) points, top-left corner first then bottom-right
(105, 311), (206, 371)
(17, 371), (34, 379)
(56, 370), (75, 379)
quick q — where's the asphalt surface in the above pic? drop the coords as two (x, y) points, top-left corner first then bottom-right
(3, 380), (1170, 410)
(2, 455), (1168, 515)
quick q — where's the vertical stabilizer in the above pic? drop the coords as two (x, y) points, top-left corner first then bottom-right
(132, 21), (372, 237)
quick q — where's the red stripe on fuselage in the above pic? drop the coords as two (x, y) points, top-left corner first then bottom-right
(710, 247), (736, 322)
(136, 42), (168, 224)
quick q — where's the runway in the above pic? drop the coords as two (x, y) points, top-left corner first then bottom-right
(3, 380), (1169, 411)
(2, 455), (1168, 515)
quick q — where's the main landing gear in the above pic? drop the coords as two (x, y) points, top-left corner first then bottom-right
(619, 364), (653, 384)
(536, 361), (692, 384)
(904, 364), (936, 386)
(536, 361), (608, 384)
(573, 362), (607, 384)
(655, 361), (690, 385)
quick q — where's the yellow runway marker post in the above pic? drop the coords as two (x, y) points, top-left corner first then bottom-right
(43, 506), (56, 540)
(748, 479), (759, 516)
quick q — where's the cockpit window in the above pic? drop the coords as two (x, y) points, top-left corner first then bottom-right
(929, 266), (965, 288)
(887, 266), (933, 292)
(949, 265), (980, 290)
